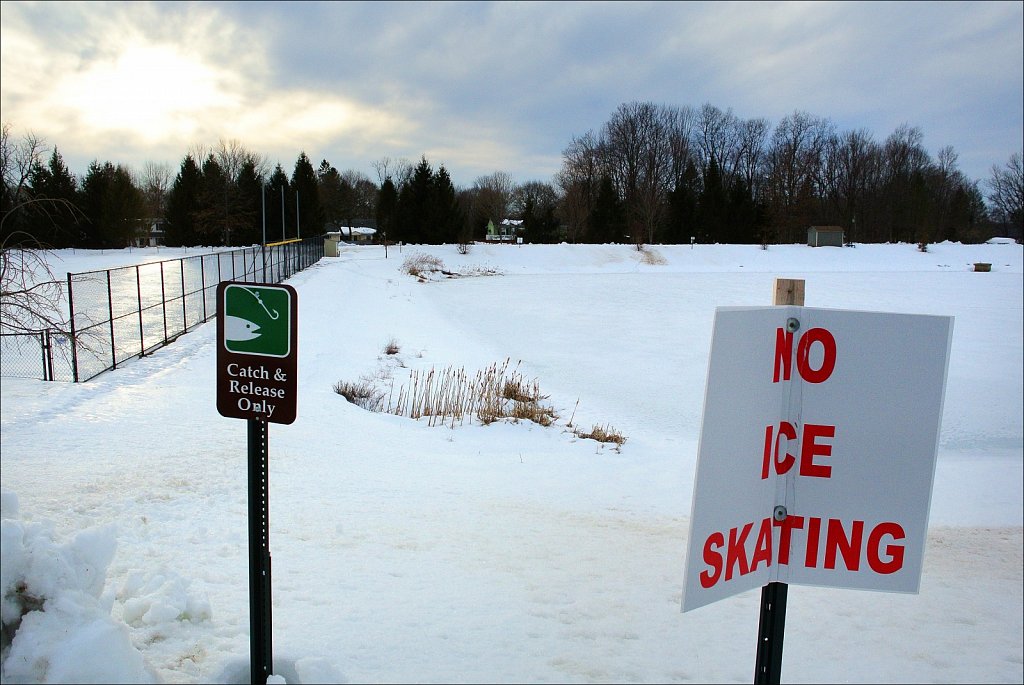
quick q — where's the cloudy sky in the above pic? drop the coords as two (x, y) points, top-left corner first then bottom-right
(1, 1), (1021, 188)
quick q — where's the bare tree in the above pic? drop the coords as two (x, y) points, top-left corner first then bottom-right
(696, 103), (741, 177)
(763, 110), (833, 242)
(0, 231), (67, 334)
(557, 131), (604, 242)
(139, 161), (172, 223)
(215, 138), (268, 181)
(987, 151), (1023, 238)
(472, 171), (514, 225)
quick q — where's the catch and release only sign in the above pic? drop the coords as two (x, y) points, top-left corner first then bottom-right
(682, 306), (953, 612)
(216, 282), (298, 424)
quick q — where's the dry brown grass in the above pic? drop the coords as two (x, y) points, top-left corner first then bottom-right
(385, 358), (559, 429)
(333, 379), (385, 412)
(573, 423), (627, 446)
(336, 355), (626, 447)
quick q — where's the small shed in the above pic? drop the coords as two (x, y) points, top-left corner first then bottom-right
(807, 225), (845, 247)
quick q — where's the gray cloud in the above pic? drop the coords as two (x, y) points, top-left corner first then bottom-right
(2, 1), (1020, 187)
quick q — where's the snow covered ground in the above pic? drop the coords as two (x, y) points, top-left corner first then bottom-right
(1, 240), (1022, 684)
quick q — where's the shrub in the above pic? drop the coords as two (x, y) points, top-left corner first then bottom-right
(383, 338), (401, 355)
(401, 253), (445, 278)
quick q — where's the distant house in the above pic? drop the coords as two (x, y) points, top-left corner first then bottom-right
(807, 225), (845, 247)
(133, 218), (166, 247)
(330, 226), (377, 244)
(485, 218), (522, 242)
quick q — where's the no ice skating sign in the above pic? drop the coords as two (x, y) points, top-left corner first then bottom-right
(682, 306), (953, 612)
(216, 282), (298, 424)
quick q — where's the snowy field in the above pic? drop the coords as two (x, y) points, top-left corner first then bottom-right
(1, 240), (1022, 684)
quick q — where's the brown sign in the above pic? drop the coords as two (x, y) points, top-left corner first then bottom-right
(216, 282), (298, 424)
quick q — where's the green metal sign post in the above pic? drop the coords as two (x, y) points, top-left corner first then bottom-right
(216, 282), (298, 685)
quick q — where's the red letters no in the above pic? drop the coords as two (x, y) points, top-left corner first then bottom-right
(773, 327), (837, 384)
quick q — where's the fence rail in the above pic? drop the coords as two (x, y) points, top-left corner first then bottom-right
(1, 238), (322, 383)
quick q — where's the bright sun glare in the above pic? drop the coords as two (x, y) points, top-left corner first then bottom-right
(52, 43), (236, 141)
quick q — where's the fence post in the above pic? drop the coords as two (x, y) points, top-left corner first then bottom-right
(39, 330), (49, 381)
(160, 262), (169, 345)
(136, 265), (145, 357)
(179, 259), (187, 331)
(67, 273), (80, 383)
(106, 270), (117, 370)
(201, 255), (208, 322)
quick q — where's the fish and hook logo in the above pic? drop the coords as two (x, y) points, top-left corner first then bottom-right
(222, 284), (291, 357)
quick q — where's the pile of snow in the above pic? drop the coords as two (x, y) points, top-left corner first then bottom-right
(1, 489), (156, 683)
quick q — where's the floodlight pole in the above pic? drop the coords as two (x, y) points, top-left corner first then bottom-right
(261, 187), (267, 282)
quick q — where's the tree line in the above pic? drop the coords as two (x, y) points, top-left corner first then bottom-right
(2, 104), (1022, 250)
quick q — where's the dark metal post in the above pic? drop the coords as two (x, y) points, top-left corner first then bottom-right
(754, 581), (788, 683)
(67, 273), (80, 383)
(43, 329), (54, 381)
(247, 418), (273, 684)
(180, 259), (187, 331)
(160, 262), (169, 344)
(106, 270), (116, 369)
(136, 265), (145, 357)
(200, 256), (208, 322)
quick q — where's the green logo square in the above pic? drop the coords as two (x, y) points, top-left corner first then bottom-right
(223, 284), (291, 357)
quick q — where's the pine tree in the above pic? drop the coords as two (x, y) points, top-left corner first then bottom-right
(165, 155), (202, 246)
(265, 164), (290, 242)
(430, 165), (462, 243)
(235, 160), (263, 246)
(698, 158), (727, 244)
(290, 152), (321, 238)
(396, 157), (433, 243)
(196, 154), (227, 245)
(587, 175), (625, 243)
(376, 177), (398, 244)
(665, 161), (700, 244)
(27, 147), (80, 247)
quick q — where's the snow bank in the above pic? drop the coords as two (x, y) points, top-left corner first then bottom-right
(0, 488), (157, 683)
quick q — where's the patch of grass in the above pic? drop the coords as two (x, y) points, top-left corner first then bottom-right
(332, 379), (385, 412)
(401, 253), (445, 279)
(336, 355), (623, 448)
(383, 337), (401, 355)
(386, 358), (559, 429)
(573, 423), (627, 446)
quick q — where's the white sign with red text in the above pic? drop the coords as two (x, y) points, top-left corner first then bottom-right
(682, 306), (953, 612)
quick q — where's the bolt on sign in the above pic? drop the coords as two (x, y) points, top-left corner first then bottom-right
(216, 282), (298, 424)
(682, 306), (953, 612)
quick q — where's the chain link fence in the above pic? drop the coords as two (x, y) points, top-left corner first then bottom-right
(0, 238), (322, 383)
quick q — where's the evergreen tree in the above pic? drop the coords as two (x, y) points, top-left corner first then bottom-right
(290, 152), (321, 238)
(395, 157), (433, 243)
(587, 175), (625, 243)
(726, 176), (761, 244)
(375, 176), (398, 244)
(429, 165), (462, 243)
(79, 161), (143, 247)
(27, 147), (80, 247)
(235, 160), (263, 246)
(196, 154), (228, 245)
(265, 164), (290, 242)
(698, 158), (727, 243)
(317, 159), (345, 232)
(664, 161), (700, 244)
(164, 155), (201, 246)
